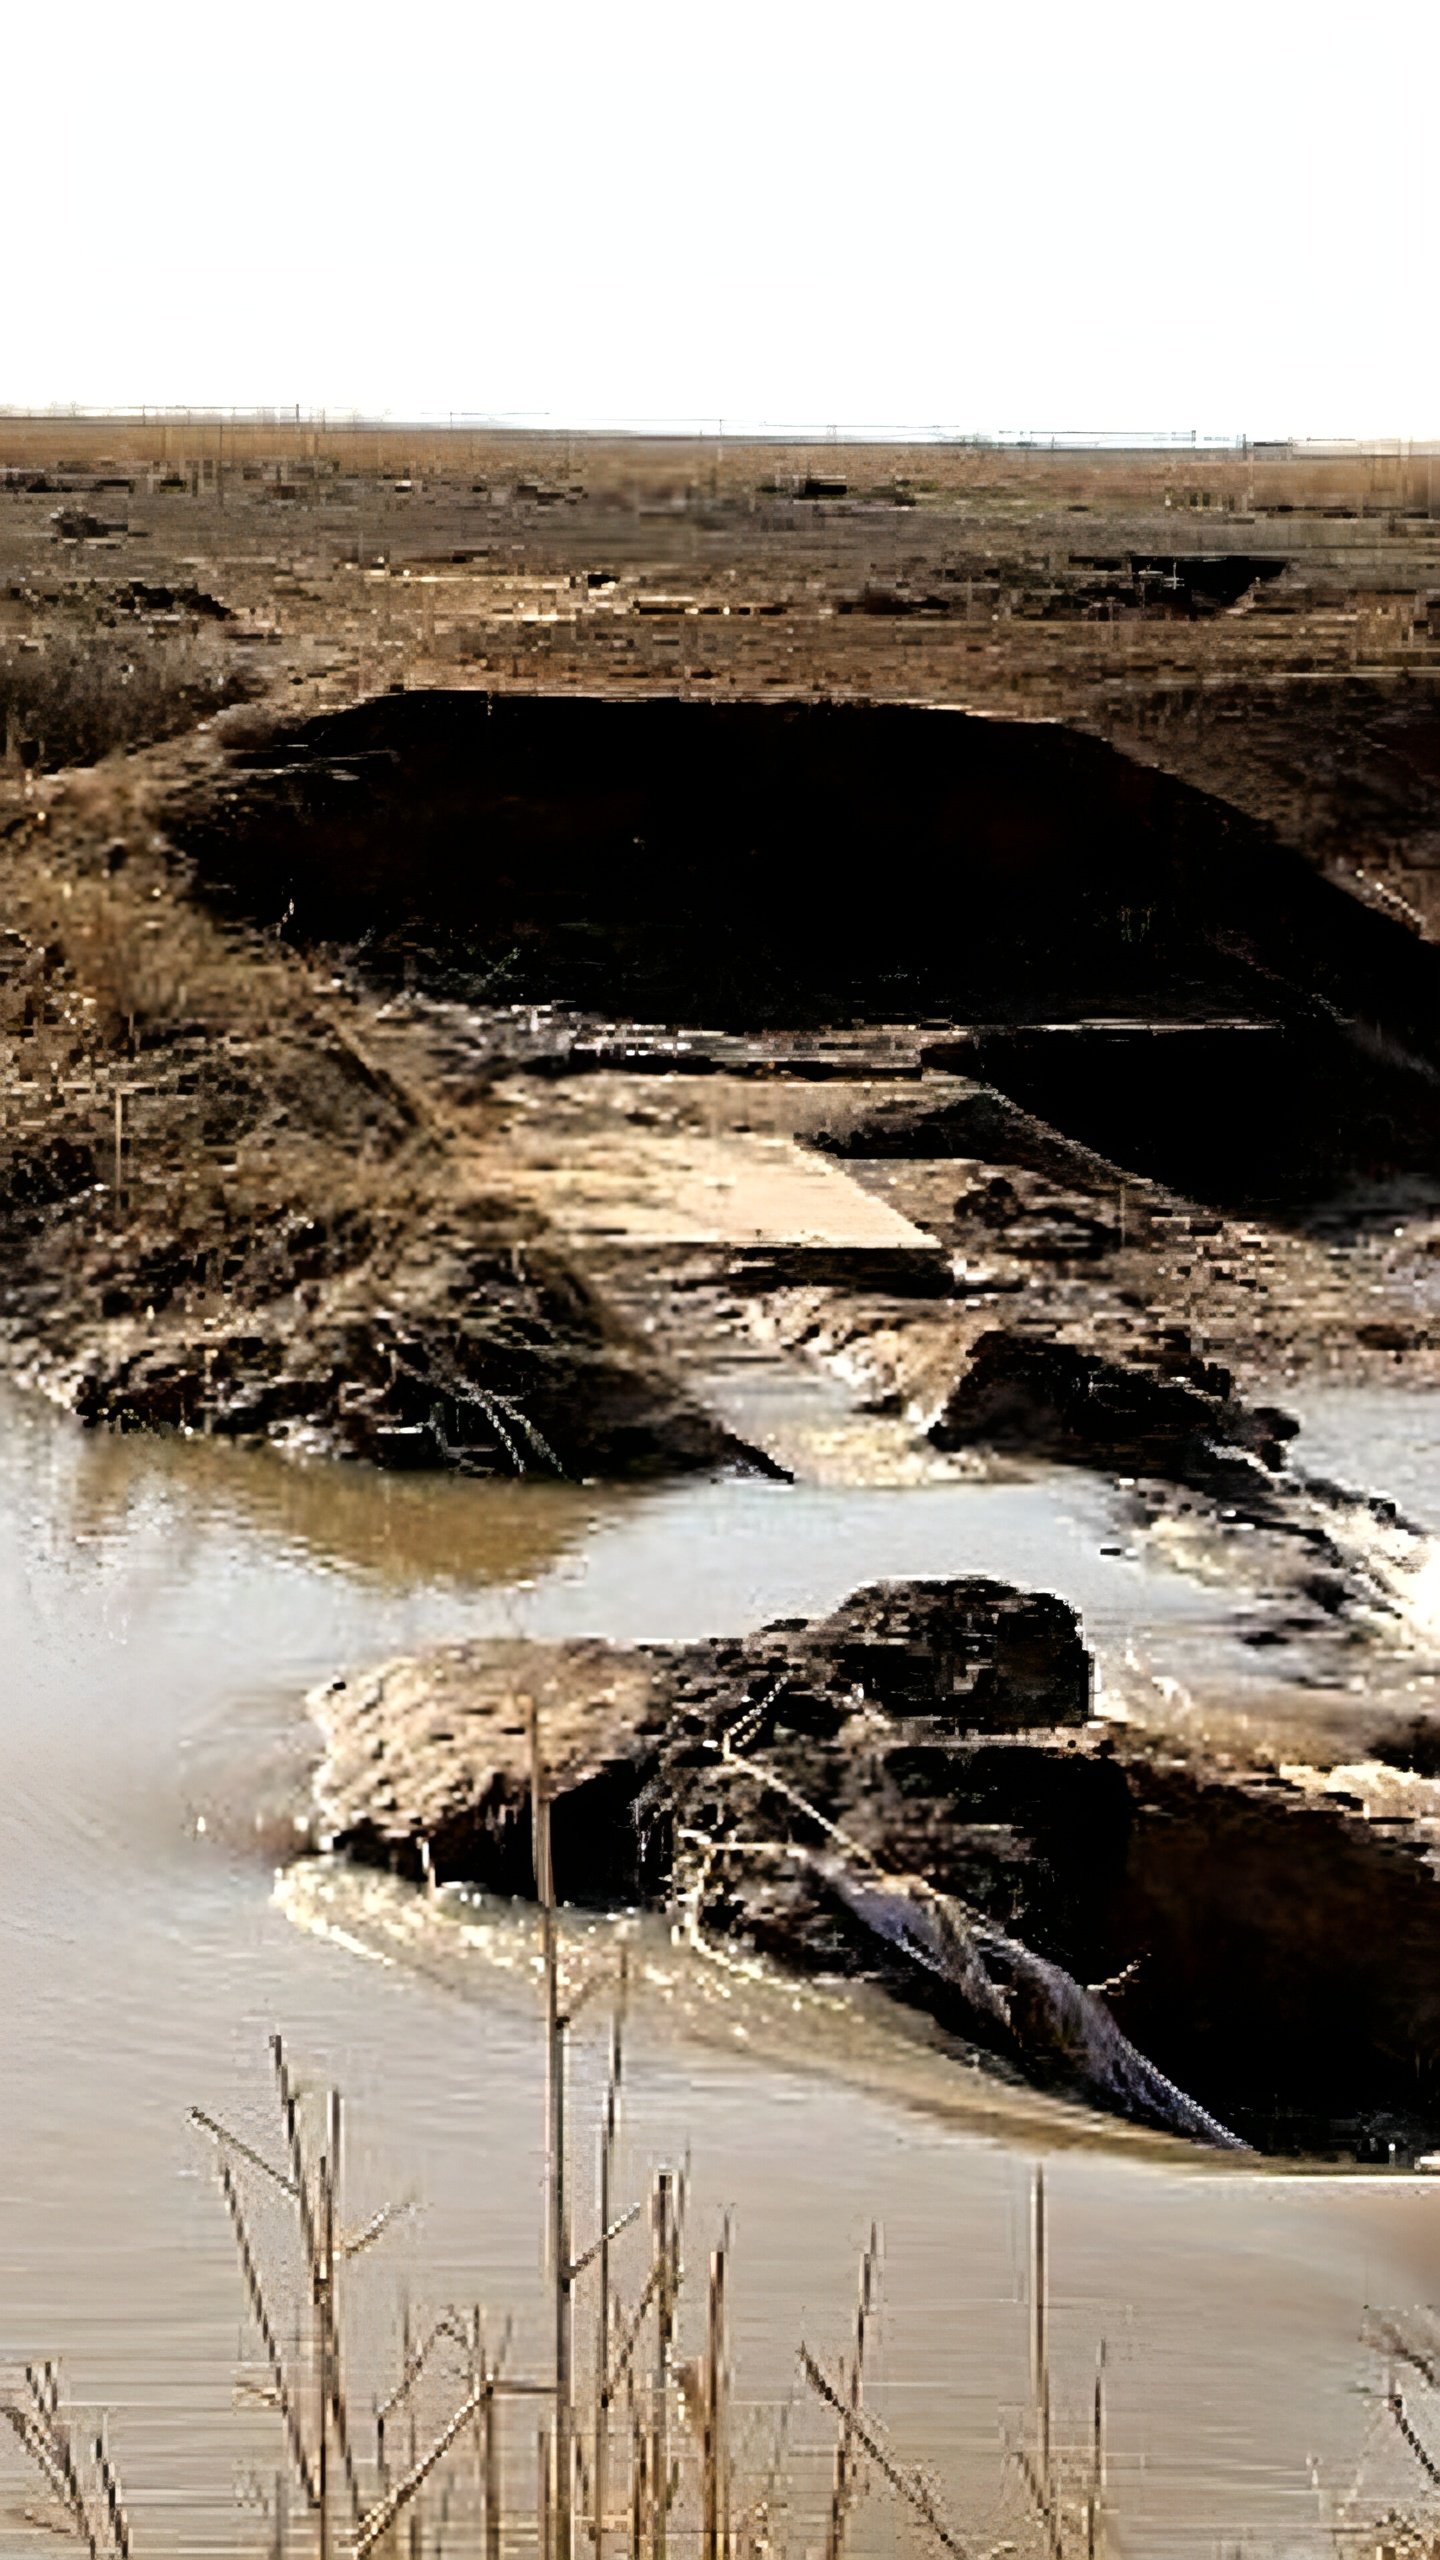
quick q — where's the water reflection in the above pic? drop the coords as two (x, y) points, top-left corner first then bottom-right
(42, 1392), (613, 1589)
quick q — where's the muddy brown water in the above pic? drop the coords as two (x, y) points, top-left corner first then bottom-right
(3, 1380), (1440, 2554)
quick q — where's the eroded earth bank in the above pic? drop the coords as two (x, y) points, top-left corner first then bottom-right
(10, 676), (1440, 2158)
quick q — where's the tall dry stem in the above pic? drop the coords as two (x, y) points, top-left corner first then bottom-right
(823, 2227), (878, 2560)
(702, 2235), (730, 2560)
(594, 1955), (628, 2560)
(650, 2172), (675, 2560)
(1033, 2168), (1052, 2524)
(529, 1694), (573, 2560)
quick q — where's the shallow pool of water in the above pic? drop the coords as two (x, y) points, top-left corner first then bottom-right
(1, 1384), (1435, 2555)
(1286, 1382), (1440, 1533)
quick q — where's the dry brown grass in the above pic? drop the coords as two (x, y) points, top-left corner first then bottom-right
(0, 627), (257, 774)
(1, 413), (1436, 517)
(1, 1966), (1436, 2558)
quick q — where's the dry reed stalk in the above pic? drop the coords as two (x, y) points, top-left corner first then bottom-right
(269, 2017), (351, 2539)
(191, 2105), (301, 2201)
(364, 2362), (547, 2560)
(272, 2038), (323, 2294)
(1012, 2440), (1068, 2560)
(316, 2128), (332, 2560)
(466, 2313), (491, 2559)
(95, 2430), (131, 2560)
(1085, 2344), (1107, 2560)
(1389, 2388), (1440, 2491)
(629, 2410), (647, 2560)
(322, 2089), (364, 2529)
(603, 2260), (665, 2416)
(215, 2153), (318, 2508)
(594, 1956), (629, 2560)
(1032, 2168), (1054, 2534)
(483, 2368), (502, 2560)
(701, 2235), (730, 2560)
(405, 2298), (421, 2560)
(0, 2361), (137, 2559)
(0, 2394), (73, 2538)
(650, 2172), (675, 2560)
(823, 2227), (878, 2560)
(738, 2400), (792, 2560)
(203, 2053), (539, 2560)
(799, 2350), (969, 2559)
(200, 2048), (372, 2552)
(377, 2309), (474, 2445)
(354, 2377), (496, 2560)
(528, 1693), (574, 2560)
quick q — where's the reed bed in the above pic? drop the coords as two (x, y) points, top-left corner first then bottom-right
(0, 626), (255, 773)
(4, 1704), (1438, 2555)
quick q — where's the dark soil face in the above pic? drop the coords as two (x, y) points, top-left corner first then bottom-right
(163, 691), (1440, 1237)
(1095, 1761), (1440, 2159)
(169, 690), (1440, 1052)
(972, 1023), (1440, 1217)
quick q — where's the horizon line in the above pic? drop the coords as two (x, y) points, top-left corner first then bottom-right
(3, 407), (1439, 456)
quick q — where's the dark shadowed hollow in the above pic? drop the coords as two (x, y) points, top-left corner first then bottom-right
(174, 689), (1440, 1215)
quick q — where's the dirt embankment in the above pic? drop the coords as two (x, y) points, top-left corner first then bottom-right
(7, 680), (1440, 1487)
(2, 426), (1439, 1491)
(0, 757), (761, 1480)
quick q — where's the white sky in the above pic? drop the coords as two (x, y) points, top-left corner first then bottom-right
(5, 0), (1435, 441)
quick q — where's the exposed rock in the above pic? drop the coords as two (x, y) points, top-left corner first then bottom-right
(307, 1574), (1440, 2156)
(313, 1639), (665, 1894)
(309, 1579), (1259, 2139)
(311, 1576), (1094, 1892)
(929, 1325), (1298, 1485)
(952, 1172), (1119, 1263)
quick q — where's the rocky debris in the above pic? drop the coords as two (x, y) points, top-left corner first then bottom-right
(116, 580), (231, 622)
(49, 507), (125, 542)
(307, 1575), (1440, 2156)
(0, 1133), (97, 1216)
(53, 1236), (757, 1479)
(1102, 1733), (1440, 2159)
(952, 1172), (1119, 1263)
(312, 1577), (1094, 1896)
(308, 1578), (1254, 2140)
(929, 1325), (1299, 1486)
